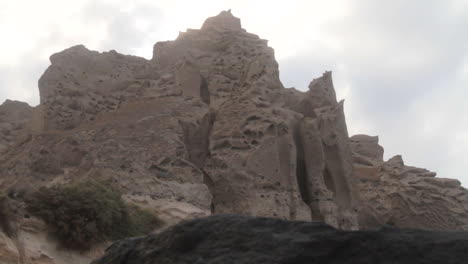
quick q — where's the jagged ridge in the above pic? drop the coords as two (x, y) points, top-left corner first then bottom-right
(0, 10), (468, 264)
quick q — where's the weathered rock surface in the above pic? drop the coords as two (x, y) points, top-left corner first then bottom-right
(0, 100), (34, 154)
(1, 10), (360, 230)
(0, 10), (365, 262)
(0, 216), (106, 264)
(351, 135), (468, 230)
(93, 214), (468, 264)
(1, 9), (468, 264)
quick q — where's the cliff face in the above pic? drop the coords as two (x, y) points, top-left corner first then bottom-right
(1, 10), (360, 229)
(351, 135), (468, 230)
(0, 10), (467, 264)
(0, 100), (34, 154)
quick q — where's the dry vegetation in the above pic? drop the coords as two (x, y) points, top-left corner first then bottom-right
(26, 181), (159, 249)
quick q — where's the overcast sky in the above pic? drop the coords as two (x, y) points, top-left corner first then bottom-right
(1, 0), (467, 186)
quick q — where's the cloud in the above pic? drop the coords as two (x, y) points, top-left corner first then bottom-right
(0, 53), (49, 105)
(82, 0), (163, 56)
(0, 0), (164, 105)
(278, 0), (468, 185)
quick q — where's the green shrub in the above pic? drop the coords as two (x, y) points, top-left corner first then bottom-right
(122, 205), (160, 239)
(26, 181), (159, 249)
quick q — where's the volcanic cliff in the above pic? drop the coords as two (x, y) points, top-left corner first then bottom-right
(1, 10), (468, 263)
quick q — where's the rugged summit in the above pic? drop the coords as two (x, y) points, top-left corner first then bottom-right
(2, 10), (360, 229)
(1, 10), (468, 264)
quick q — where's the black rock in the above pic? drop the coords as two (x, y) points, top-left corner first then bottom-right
(93, 215), (468, 264)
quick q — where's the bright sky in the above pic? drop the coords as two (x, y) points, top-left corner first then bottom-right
(1, 0), (468, 185)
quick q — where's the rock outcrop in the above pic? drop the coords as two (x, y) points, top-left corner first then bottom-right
(93, 214), (468, 264)
(0, 11), (364, 263)
(0, 100), (33, 154)
(1, 9), (468, 264)
(1, 10), (360, 230)
(0, 216), (106, 264)
(351, 135), (468, 230)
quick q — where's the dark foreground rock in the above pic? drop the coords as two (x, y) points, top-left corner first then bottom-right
(93, 215), (468, 264)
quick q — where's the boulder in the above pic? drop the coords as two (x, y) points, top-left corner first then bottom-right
(93, 215), (468, 264)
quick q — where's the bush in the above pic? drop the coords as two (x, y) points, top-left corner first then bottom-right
(123, 205), (161, 239)
(26, 181), (159, 249)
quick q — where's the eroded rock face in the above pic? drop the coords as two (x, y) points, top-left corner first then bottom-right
(0, 11), (365, 260)
(351, 135), (468, 230)
(92, 215), (468, 264)
(0, 10), (360, 231)
(38, 45), (153, 130)
(0, 100), (33, 154)
(289, 72), (359, 229)
(0, 217), (105, 264)
(1, 9), (468, 264)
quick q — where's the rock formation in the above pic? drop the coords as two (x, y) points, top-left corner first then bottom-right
(0, 10), (468, 263)
(1, 10), (360, 229)
(351, 135), (468, 230)
(0, 100), (33, 154)
(93, 214), (468, 264)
